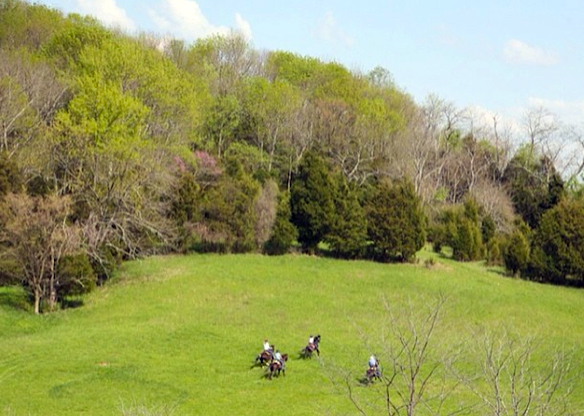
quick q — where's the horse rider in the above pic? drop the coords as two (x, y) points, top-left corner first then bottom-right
(368, 354), (379, 370)
(308, 335), (315, 348)
(274, 350), (285, 370)
(263, 339), (274, 359)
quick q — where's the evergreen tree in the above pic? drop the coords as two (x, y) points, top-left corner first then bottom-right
(200, 159), (259, 253)
(525, 199), (584, 284)
(432, 199), (485, 262)
(290, 151), (336, 253)
(503, 151), (565, 229)
(325, 174), (367, 259)
(264, 192), (297, 255)
(364, 178), (425, 262)
(503, 229), (530, 276)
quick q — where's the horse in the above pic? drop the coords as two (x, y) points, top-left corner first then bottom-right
(266, 354), (288, 379)
(364, 365), (382, 384)
(300, 334), (321, 358)
(253, 350), (273, 368)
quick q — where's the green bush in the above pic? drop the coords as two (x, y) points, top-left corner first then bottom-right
(502, 229), (530, 276)
(57, 253), (97, 297)
(0, 256), (22, 286)
(91, 245), (122, 284)
(485, 236), (502, 266)
(431, 199), (485, 262)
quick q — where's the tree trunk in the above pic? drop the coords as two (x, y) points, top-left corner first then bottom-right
(34, 289), (41, 314)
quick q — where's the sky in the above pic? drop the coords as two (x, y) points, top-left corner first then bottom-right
(37, 0), (584, 130)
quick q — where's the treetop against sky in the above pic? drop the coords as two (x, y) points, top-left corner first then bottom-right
(38, 0), (584, 129)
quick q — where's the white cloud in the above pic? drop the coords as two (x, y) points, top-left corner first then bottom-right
(235, 13), (252, 41)
(527, 97), (584, 125)
(464, 105), (523, 138)
(314, 11), (354, 47)
(503, 39), (559, 66)
(76, 0), (136, 32)
(148, 0), (252, 42)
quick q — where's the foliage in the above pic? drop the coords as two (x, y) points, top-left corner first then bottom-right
(364, 178), (425, 262)
(502, 228), (530, 276)
(431, 199), (486, 262)
(524, 199), (584, 284)
(195, 160), (260, 253)
(503, 149), (565, 229)
(0, 0), (65, 50)
(290, 151), (336, 253)
(1, 0), (584, 314)
(56, 253), (96, 298)
(254, 180), (278, 250)
(170, 171), (200, 226)
(325, 174), (367, 259)
(0, 193), (79, 313)
(264, 191), (297, 255)
(0, 151), (21, 195)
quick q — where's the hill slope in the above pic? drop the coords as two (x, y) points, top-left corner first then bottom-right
(1, 250), (583, 415)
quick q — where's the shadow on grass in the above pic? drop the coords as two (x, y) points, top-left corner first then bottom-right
(61, 298), (85, 309)
(0, 287), (30, 312)
(487, 267), (509, 277)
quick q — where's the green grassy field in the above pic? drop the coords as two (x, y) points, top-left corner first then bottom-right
(1, 248), (583, 415)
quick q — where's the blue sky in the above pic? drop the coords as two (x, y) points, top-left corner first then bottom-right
(37, 0), (584, 128)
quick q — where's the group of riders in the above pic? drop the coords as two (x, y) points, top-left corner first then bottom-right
(258, 336), (381, 382)
(262, 338), (285, 369)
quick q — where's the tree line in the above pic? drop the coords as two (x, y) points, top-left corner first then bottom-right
(1, 0), (584, 313)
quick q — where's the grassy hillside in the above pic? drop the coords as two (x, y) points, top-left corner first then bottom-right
(1, 249), (583, 415)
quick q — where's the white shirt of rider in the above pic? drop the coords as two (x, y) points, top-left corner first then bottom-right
(275, 352), (282, 361)
(369, 356), (377, 367)
(308, 337), (314, 344)
(263, 341), (270, 351)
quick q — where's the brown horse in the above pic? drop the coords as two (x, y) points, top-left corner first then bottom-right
(254, 350), (273, 367)
(267, 354), (288, 379)
(365, 366), (382, 384)
(300, 334), (321, 358)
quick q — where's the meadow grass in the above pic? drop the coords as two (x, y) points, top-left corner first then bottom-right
(1, 247), (583, 415)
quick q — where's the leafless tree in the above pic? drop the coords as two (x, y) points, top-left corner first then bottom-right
(0, 193), (79, 313)
(454, 329), (582, 416)
(0, 50), (67, 158)
(254, 179), (278, 250)
(328, 295), (468, 416)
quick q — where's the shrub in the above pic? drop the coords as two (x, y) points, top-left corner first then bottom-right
(502, 229), (530, 276)
(431, 199), (485, 262)
(57, 253), (96, 298)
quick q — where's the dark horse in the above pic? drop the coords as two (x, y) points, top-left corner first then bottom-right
(253, 350), (273, 368)
(300, 334), (321, 358)
(266, 354), (288, 379)
(364, 366), (382, 384)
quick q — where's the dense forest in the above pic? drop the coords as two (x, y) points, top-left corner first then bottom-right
(1, 0), (584, 313)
